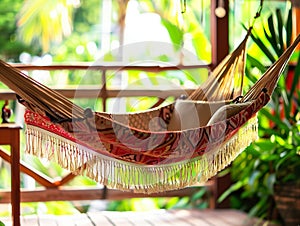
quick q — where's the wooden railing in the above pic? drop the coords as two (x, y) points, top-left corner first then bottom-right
(1, 63), (209, 102)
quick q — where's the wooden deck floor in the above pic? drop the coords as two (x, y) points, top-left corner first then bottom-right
(0, 209), (270, 226)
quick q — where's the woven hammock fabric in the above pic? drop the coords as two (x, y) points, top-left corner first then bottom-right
(25, 94), (268, 165)
(0, 33), (299, 193)
(24, 95), (265, 192)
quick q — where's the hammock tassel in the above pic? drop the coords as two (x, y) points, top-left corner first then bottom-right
(25, 115), (258, 193)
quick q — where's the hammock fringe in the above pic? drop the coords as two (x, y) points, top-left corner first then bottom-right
(25, 116), (258, 194)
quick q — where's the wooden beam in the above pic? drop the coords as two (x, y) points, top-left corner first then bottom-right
(0, 88), (195, 100)
(10, 63), (210, 72)
(0, 186), (206, 203)
(0, 148), (56, 188)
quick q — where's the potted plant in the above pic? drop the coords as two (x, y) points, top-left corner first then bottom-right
(219, 6), (300, 225)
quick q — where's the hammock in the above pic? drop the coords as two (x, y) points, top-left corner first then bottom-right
(0, 33), (299, 193)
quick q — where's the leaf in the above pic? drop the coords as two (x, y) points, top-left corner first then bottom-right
(248, 171), (261, 187)
(250, 31), (276, 63)
(171, 197), (190, 209)
(195, 202), (208, 209)
(276, 9), (284, 54)
(275, 152), (291, 172)
(164, 197), (180, 209)
(266, 173), (276, 192)
(245, 67), (257, 85)
(161, 18), (183, 51)
(259, 108), (290, 131)
(281, 87), (291, 120)
(286, 8), (293, 47)
(268, 15), (281, 56)
(288, 53), (300, 102)
(247, 54), (266, 73)
(254, 139), (276, 151)
(190, 188), (206, 202)
(217, 181), (245, 203)
(248, 195), (269, 217)
(189, 22), (211, 62)
(265, 16), (281, 57)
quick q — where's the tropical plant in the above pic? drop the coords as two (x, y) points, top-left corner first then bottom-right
(0, 0), (37, 61)
(220, 6), (300, 223)
(17, 0), (79, 53)
(106, 187), (209, 212)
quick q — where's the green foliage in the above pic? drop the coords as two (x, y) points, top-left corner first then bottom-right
(17, 0), (77, 53)
(107, 198), (163, 212)
(107, 187), (209, 211)
(21, 201), (80, 216)
(222, 6), (300, 221)
(73, 0), (101, 34)
(161, 19), (184, 51)
(187, 187), (209, 209)
(0, 0), (38, 61)
(0, 163), (11, 189)
(137, 0), (211, 63)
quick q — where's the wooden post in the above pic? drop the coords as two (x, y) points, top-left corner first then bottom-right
(210, 0), (231, 209)
(211, 0), (229, 69)
(0, 124), (22, 226)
